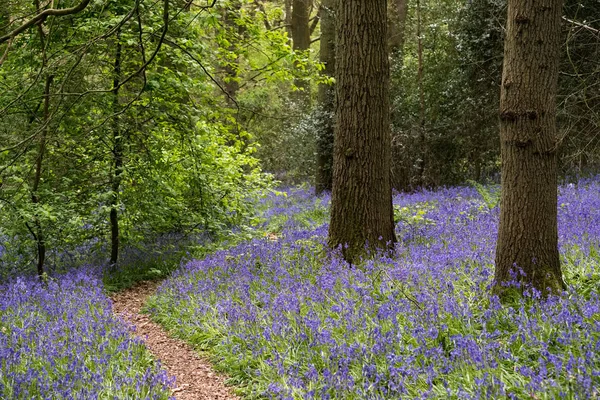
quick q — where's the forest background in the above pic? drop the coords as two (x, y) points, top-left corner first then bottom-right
(0, 0), (598, 277)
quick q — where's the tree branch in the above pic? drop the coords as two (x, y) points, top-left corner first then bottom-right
(253, 0), (272, 30)
(309, 12), (320, 35)
(0, 38), (12, 65)
(0, 0), (93, 44)
(563, 16), (600, 36)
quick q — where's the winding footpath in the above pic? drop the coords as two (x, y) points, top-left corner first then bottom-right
(110, 281), (239, 400)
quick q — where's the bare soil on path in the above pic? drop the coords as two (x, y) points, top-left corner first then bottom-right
(110, 281), (239, 400)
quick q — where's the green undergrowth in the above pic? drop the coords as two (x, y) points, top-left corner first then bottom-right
(103, 254), (183, 293)
(103, 189), (327, 293)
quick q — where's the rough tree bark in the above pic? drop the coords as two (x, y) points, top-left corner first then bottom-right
(315, 0), (335, 195)
(494, 0), (565, 295)
(109, 30), (123, 268)
(328, 0), (397, 263)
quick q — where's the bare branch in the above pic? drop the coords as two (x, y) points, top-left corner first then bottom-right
(0, 38), (12, 66)
(563, 17), (600, 36)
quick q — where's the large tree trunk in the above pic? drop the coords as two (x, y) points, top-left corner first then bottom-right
(328, 0), (397, 263)
(109, 30), (123, 268)
(315, 0), (335, 195)
(494, 0), (565, 295)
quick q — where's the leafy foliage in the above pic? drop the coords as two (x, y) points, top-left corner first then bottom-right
(0, 0), (322, 276)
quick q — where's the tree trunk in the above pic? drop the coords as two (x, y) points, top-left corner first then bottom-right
(291, 0), (312, 103)
(389, 0), (409, 55)
(416, 0), (426, 187)
(291, 0), (311, 51)
(494, 0), (565, 296)
(31, 74), (52, 277)
(110, 30), (123, 268)
(315, 0), (335, 195)
(30, 16), (51, 277)
(389, 0), (410, 191)
(328, 0), (397, 263)
(222, 0), (243, 104)
(285, 0), (293, 39)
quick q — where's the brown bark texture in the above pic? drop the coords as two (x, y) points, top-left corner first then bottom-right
(494, 0), (565, 295)
(315, 0), (335, 195)
(328, 0), (397, 263)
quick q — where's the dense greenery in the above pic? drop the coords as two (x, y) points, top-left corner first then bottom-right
(2, 0), (598, 274)
(0, 0), (318, 276)
(391, 0), (600, 189)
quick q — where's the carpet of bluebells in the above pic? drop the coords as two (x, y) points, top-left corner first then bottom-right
(149, 180), (600, 399)
(0, 268), (174, 399)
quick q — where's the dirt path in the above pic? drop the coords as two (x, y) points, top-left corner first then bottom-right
(110, 281), (239, 400)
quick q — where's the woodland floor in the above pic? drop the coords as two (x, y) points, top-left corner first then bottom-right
(110, 281), (239, 400)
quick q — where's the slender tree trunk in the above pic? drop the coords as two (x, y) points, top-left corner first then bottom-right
(222, 0), (243, 104)
(285, 0), (293, 39)
(416, 0), (426, 186)
(30, 13), (51, 277)
(328, 0), (397, 263)
(292, 0), (311, 51)
(0, 9), (11, 66)
(389, 0), (410, 191)
(315, 0), (335, 195)
(291, 0), (312, 104)
(110, 30), (123, 268)
(473, 152), (482, 182)
(494, 0), (565, 296)
(31, 74), (52, 277)
(389, 0), (409, 55)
